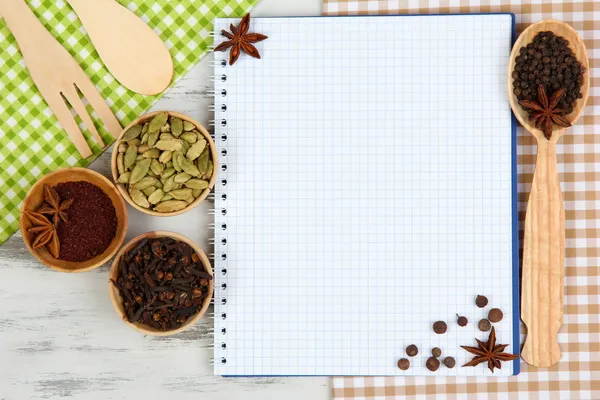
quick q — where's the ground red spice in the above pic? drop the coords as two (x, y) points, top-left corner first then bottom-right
(54, 181), (117, 262)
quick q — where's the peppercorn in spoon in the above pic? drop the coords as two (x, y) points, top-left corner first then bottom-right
(507, 19), (589, 368)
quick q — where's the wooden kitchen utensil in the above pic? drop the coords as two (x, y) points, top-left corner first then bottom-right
(508, 19), (589, 368)
(0, 0), (122, 158)
(66, 0), (173, 96)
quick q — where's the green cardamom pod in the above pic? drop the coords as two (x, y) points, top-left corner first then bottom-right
(118, 171), (131, 184)
(171, 117), (183, 136)
(163, 175), (176, 192)
(153, 200), (188, 213)
(160, 133), (174, 141)
(148, 189), (165, 205)
(147, 169), (157, 178)
(180, 140), (190, 155)
(137, 144), (150, 154)
(118, 143), (128, 153)
(117, 153), (125, 174)
(142, 148), (161, 159)
(184, 179), (209, 190)
(191, 188), (203, 198)
(134, 176), (158, 190)
(174, 172), (191, 184)
(160, 123), (170, 133)
(148, 112), (168, 133)
(154, 180), (163, 189)
(169, 188), (193, 201)
(172, 151), (182, 172)
(150, 159), (164, 176)
(161, 167), (176, 180)
(180, 132), (198, 144)
(185, 197), (195, 205)
(183, 121), (195, 132)
(142, 186), (157, 196)
(161, 193), (173, 201)
(178, 155), (201, 176)
(141, 132), (149, 144)
(136, 154), (144, 161)
(203, 159), (214, 180)
(122, 124), (142, 141)
(130, 188), (150, 208)
(186, 138), (207, 161)
(147, 131), (159, 148)
(196, 147), (209, 175)
(129, 159), (152, 185)
(141, 122), (149, 135)
(158, 150), (173, 164)
(154, 139), (183, 152)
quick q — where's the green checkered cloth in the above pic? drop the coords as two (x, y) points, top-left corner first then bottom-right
(0, 0), (258, 244)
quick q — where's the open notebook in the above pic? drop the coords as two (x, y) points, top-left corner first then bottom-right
(213, 14), (518, 376)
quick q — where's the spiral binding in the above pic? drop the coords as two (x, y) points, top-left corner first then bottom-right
(213, 48), (229, 367)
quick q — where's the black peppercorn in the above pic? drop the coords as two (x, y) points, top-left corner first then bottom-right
(397, 358), (410, 371)
(426, 357), (440, 372)
(475, 295), (488, 308)
(443, 357), (456, 369)
(432, 347), (442, 358)
(433, 321), (447, 334)
(406, 344), (418, 357)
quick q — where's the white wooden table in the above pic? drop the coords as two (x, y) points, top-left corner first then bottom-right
(0, 0), (330, 398)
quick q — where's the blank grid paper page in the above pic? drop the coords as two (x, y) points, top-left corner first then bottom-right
(214, 14), (516, 376)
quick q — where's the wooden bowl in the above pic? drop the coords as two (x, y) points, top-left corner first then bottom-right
(508, 19), (590, 142)
(111, 111), (218, 217)
(19, 168), (128, 273)
(108, 231), (214, 336)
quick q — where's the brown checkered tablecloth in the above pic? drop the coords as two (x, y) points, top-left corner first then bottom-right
(323, 0), (600, 399)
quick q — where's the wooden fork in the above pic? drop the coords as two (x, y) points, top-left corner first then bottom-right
(0, 0), (122, 158)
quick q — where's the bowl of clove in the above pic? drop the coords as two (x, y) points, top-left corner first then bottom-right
(111, 111), (218, 217)
(108, 231), (214, 336)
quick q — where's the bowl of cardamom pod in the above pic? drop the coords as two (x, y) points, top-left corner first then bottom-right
(111, 111), (218, 216)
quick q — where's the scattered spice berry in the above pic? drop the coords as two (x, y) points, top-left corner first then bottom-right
(54, 181), (117, 262)
(488, 308), (504, 323)
(214, 13), (268, 66)
(397, 358), (410, 371)
(461, 327), (519, 373)
(433, 321), (447, 334)
(476, 295), (488, 308)
(432, 347), (442, 358)
(513, 31), (585, 116)
(519, 85), (571, 139)
(443, 357), (456, 369)
(426, 357), (440, 372)
(456, 314), (468, 327)
(110, 236), (213, 331)
(406, 344), (419, 357)
(478, 319), (492, 332)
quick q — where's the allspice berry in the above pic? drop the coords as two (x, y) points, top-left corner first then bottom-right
(488, 308), (504, 323)
(443, 357), (456, 369)
(406, 344), (419, 357)
(432, 347), (442, 358)
(456, 314), (468, 327)
(426, 357), (440, 372)
(478, 318), (492, 332)
(397, 358), (410, 371)
(476, 295), (488, 308)
(433, 321), (447, 334)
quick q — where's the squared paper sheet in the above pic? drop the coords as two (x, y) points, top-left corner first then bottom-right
(213, 14), (517, 376)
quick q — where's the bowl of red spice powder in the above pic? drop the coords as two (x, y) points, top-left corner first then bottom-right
(20, 168), (128, 272)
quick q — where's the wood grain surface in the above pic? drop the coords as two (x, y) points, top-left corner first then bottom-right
(0, 0), (329, 398)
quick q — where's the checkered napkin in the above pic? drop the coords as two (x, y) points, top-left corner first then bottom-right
(0, 0), (259, 244)
(324, 0), (600, 399)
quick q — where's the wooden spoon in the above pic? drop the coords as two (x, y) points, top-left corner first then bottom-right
(507, 19), (590, 368)
(66, 0), (173, 95)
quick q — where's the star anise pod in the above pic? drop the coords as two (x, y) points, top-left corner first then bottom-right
(37, 184), (73, 225)
(519, 85), (572, 140)
(24, 210), (60, 258)
(461, 327), (519, 373)
(214, 13), (268, 65)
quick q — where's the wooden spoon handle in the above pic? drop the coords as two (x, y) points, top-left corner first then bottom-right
(521, 139), (565, 368)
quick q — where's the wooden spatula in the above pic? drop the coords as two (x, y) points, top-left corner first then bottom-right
(0, 0), (122, 158)
(66, 0), (173, 96)
(507, 19), (590, 368)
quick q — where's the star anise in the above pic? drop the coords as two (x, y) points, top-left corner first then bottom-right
(24, 210), (60, 258)
(37, 184), (73, 225)
(519, 85), (572, 140)
(214, 13), (268, 65)
(461, 327), (519, 373)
